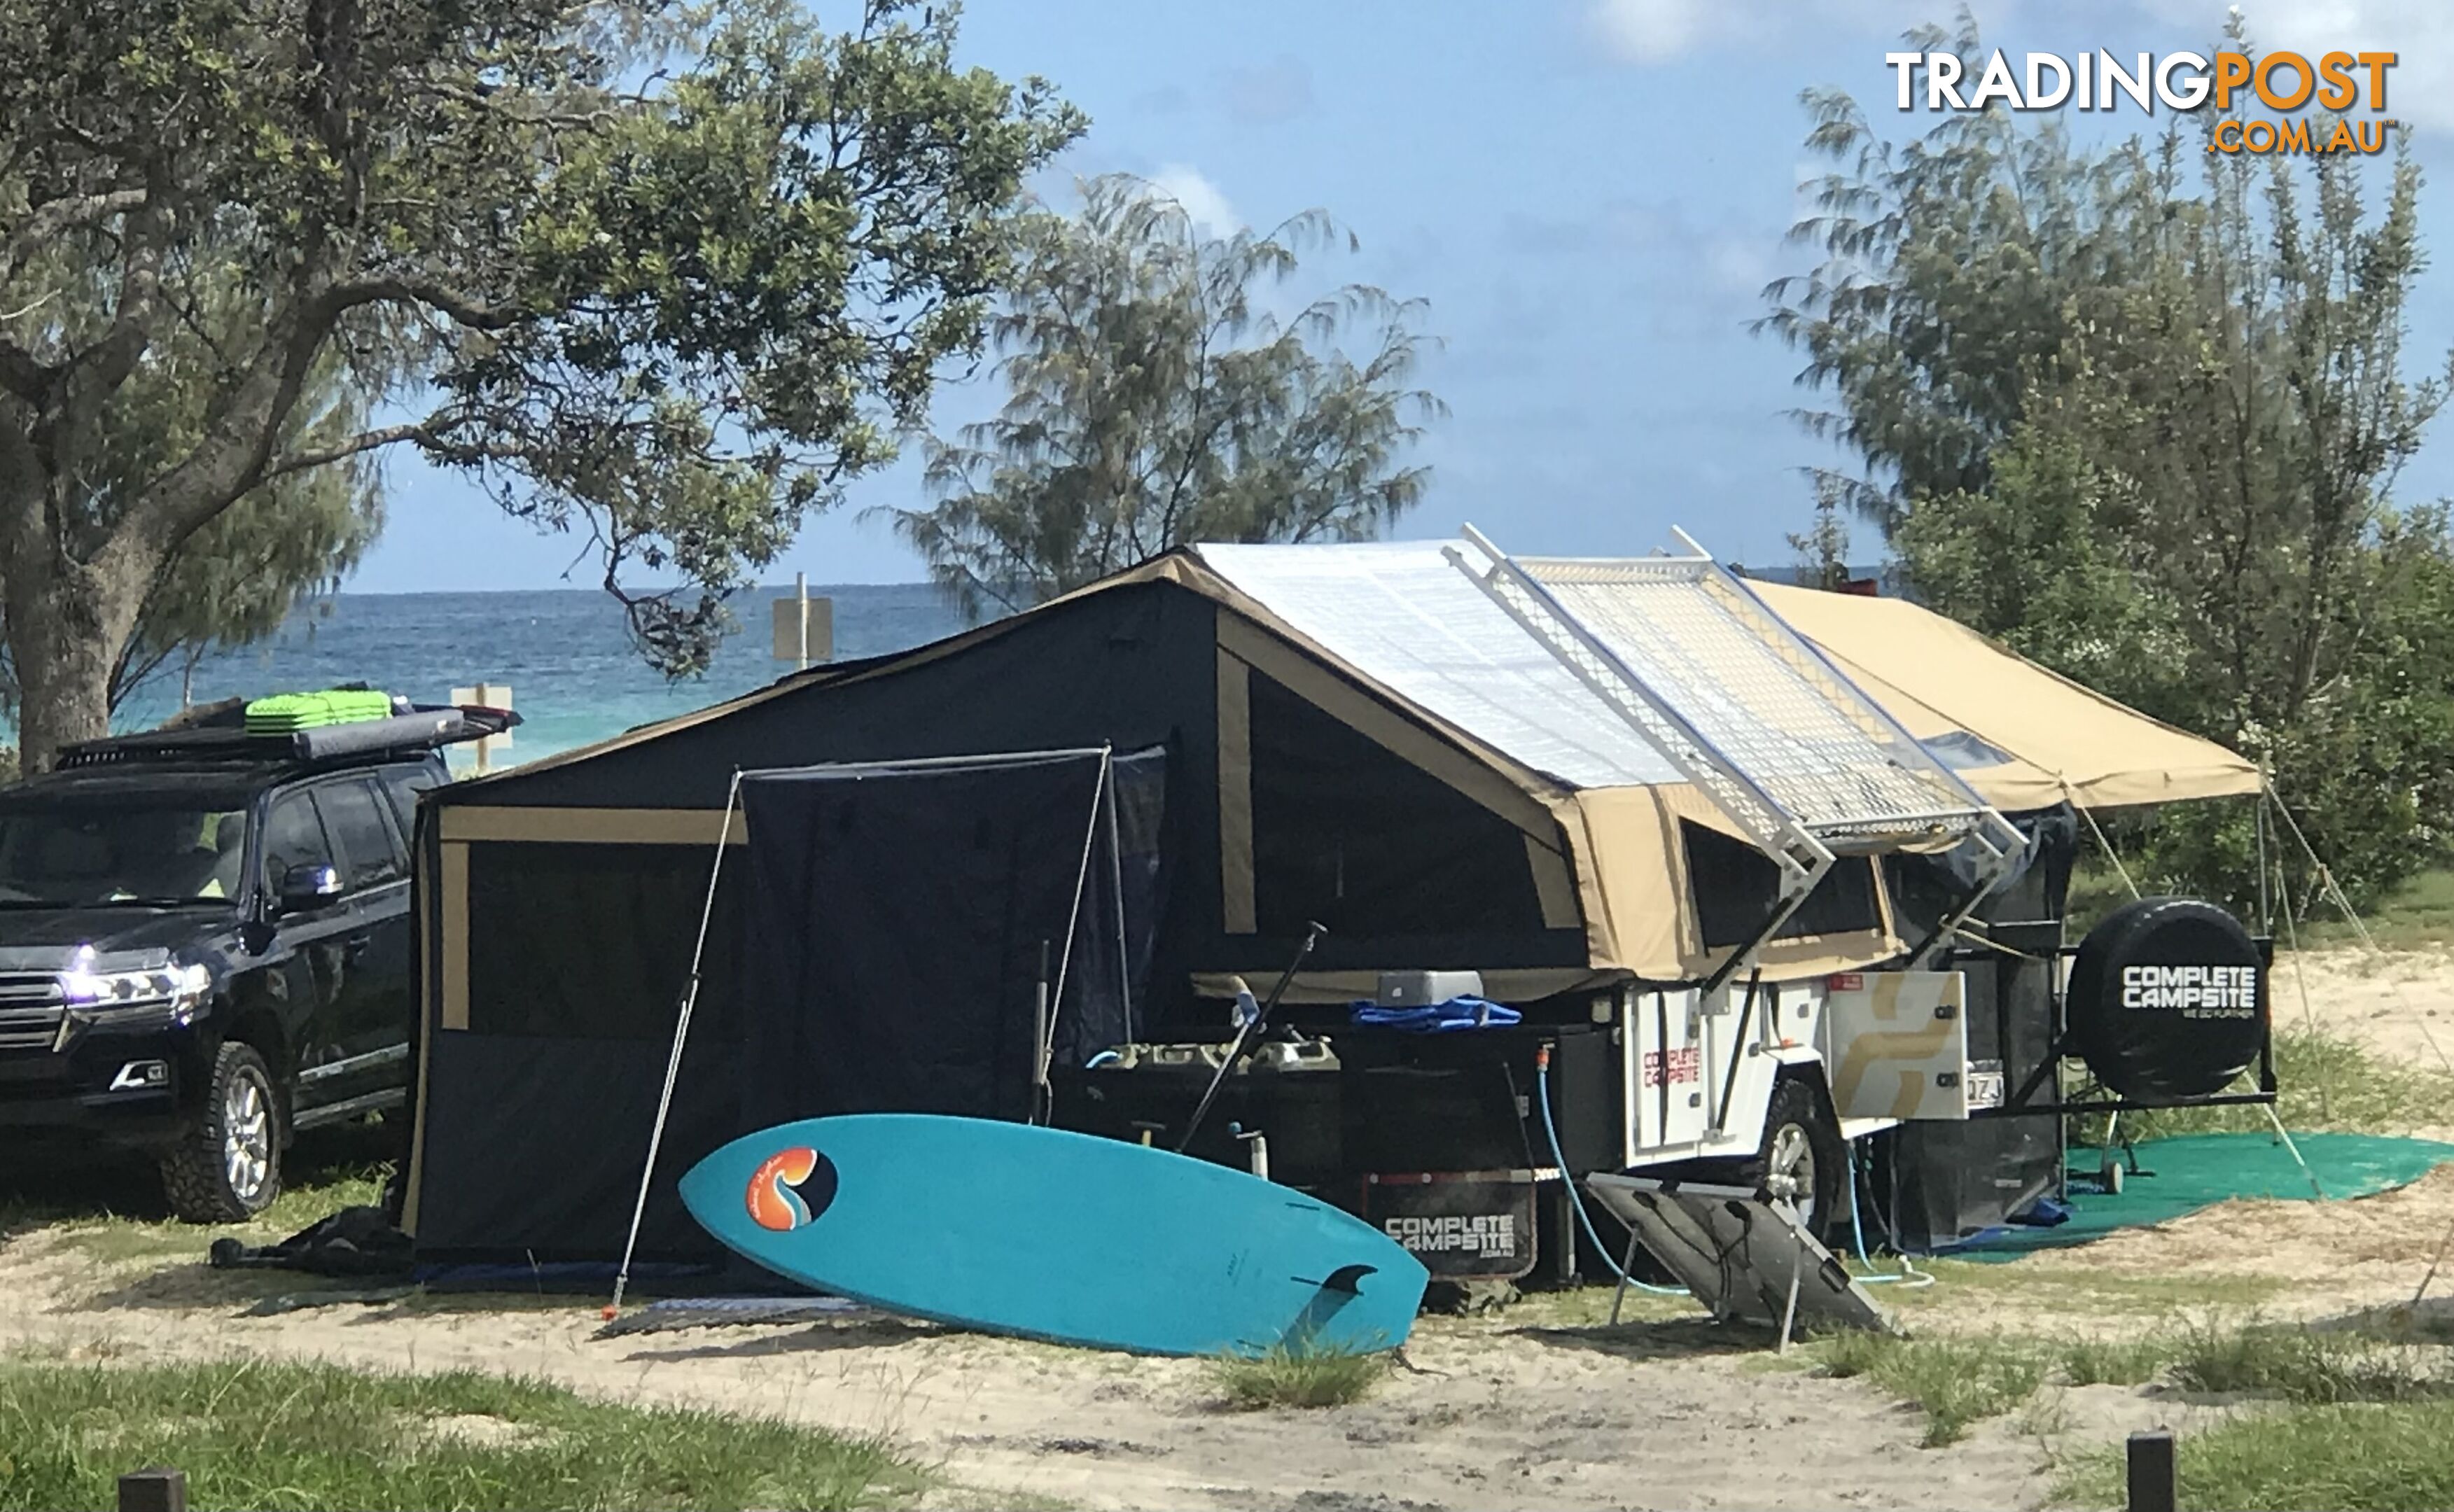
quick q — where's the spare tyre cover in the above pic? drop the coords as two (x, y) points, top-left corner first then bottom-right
(2065, 897), (2264, 1101)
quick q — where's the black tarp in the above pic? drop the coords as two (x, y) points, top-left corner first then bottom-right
(1876, 805), (2075, 1250)
(736, 747), (1166, 1128)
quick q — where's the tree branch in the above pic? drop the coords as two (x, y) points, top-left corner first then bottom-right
(62, 190), (172, 426)
(1, 187), (148, 278)
(323, 276), (520, 330)
(0, 338), (47, 405)
(258, 420), (432, 483)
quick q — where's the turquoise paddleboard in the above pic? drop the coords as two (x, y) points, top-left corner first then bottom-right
(678, 1114), (1428, 1357)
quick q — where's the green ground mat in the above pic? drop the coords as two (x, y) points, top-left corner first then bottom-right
(1949, 1131), (2454, 1261)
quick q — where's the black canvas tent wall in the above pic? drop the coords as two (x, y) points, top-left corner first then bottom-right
(401, 572), (1610, 1261)
(731, 748), (1164, 1130)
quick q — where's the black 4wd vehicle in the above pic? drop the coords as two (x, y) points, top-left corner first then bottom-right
(0, 698), (514, 1220)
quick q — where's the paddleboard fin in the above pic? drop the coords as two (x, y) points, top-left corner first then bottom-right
(1290, 1262), (1377, 1294)
(1318, 1263), (1375, 1295)
(1278, 1264), (1385, 1353)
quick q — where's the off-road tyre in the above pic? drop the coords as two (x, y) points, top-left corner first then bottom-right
(161, 1042), (283, 1223)
(1740, 1074), (1845, 1238)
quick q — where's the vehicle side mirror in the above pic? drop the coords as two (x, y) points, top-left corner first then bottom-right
(277, 862), (343, 914)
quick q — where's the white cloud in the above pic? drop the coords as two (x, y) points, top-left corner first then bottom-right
(2131, 1), (2454, 130)
(1590, 0), (1717, 64)
(1587, 0), (2015, 66)
(1148, 164), (1241, 235)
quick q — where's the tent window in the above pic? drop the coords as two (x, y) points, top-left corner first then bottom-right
(1246, 671), (1549, 939)
(463, 841), (743, 1041)
(1682, 820), (1882, 948)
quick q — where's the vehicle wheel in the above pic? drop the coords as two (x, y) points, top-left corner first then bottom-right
(161, 1043), (283, 1223)
(1743, 1076), (1844, 1237)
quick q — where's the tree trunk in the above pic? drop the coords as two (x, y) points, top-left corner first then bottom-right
(4, 550), (148, 774)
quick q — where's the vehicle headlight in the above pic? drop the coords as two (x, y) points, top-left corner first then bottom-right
(64, 964), (212, 1024)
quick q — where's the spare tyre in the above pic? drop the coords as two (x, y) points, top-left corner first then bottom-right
(2065, 897), (2265, 1101)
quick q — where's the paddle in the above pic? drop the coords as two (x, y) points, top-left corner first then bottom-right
(1174, 920), (1326, 1155)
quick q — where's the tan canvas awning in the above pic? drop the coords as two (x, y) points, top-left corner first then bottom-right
(1749, 582), (2260, 811)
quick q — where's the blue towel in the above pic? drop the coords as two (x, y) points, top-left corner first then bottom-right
(1349, 996), (1521, 1032)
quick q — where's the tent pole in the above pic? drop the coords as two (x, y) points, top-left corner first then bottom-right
(1105, 750), (1131, 1046)
(608, 770), (744, 1317)
(1040, 746), (1110, 1103)
(1032, 942), (1050, 1126)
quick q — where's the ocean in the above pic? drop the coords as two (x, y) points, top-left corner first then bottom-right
(108, 583), (979, 769)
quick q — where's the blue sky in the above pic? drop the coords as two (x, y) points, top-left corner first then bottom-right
(348, 0), (2454, 592)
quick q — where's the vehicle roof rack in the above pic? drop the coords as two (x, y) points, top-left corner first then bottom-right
(53, 703), (522, 771)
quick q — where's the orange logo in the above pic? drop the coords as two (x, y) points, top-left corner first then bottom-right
(746, 1147), (821, 1232)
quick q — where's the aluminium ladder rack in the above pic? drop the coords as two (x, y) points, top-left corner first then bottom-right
(1444, 525), (2026, 956)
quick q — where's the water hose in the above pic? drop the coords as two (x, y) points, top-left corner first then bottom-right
(1843, 1140), (1934, 1289)
(1533, 1044), (1683, 1295)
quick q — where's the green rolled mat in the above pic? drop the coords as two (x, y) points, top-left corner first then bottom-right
(244, 689), (396, 734)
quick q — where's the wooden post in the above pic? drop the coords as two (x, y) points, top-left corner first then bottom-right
(2126, 1429), (2177, 1512)
(118, 1467), (188, 1512)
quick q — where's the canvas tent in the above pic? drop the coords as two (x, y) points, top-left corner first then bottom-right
(1749, 582), (2261, 812)
(398, 534), (2257, 1261)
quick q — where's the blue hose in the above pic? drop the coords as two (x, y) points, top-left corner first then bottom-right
(1843, 1140), (1933, 1288)
(1085, 1050), (1121, 1069)
(1534, 1058), (1684, 1294)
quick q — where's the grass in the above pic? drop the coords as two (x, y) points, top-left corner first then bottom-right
(2295, 867), (2454, 954)
(2055, 1332), (2173, 1387)
(1876, 1254), (2287, 1317)
(2061, 1404), (2454, 1511)
(1815, 1331), (2049, 1446)
(1811, 1317), (2454, 1450)
(2166, 1317), (2441, 1404)
(1206, 1343), (1390, 1410)
(1, 1122), (391, 1261)
(0, 1353), (921, 1511)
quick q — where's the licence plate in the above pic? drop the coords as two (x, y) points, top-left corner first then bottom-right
(1965, 1069), (2005, 1110)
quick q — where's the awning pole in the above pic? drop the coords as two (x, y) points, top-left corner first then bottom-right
(608, 769), (744, 1317)
(1104, 752), (1132, 1044)
(1038, 745), (1112, 1110)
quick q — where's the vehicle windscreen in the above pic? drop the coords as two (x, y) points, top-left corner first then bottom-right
(0, 796), (250, 906)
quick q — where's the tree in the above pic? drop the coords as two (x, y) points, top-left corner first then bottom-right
(1764, 12), (2454, 902)
(886, 174), (1443, 617)
(119, 453), (382, 715)
(0, 247), (384, 722)
(1785, 477), (1853, 590)
(0, 0), (1081, 769)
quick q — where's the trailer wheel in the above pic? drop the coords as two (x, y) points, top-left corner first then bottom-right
(1744, 1076), (1843, 1236)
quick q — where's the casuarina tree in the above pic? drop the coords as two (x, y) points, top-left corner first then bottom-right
(886, 174), (1444, 618)
(0, 0), (1081, 768)
(1762, 11), (2454, 904)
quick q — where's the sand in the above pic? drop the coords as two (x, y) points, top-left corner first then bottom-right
(2271, 944), (2454, 1074)
(0, 1227), (2133, 1512)
(2, 941), (2453, 1510)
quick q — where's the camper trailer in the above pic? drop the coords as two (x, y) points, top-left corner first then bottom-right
(394, 530), (2268, 1282)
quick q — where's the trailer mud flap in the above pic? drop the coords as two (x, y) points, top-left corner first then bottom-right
(1362, 1170), (1540, 1281)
